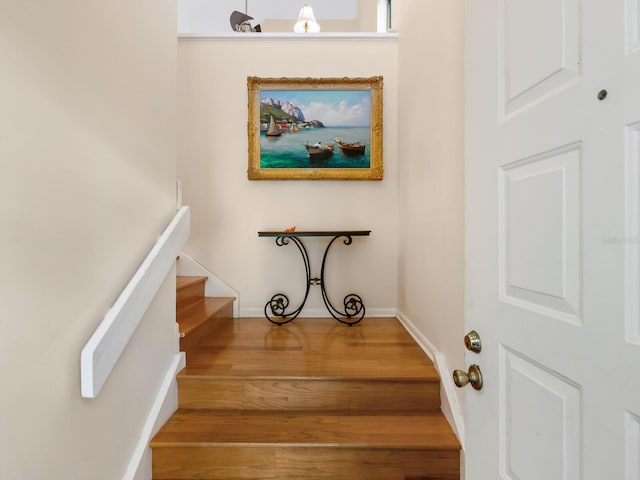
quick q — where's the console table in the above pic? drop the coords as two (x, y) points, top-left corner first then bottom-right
(258, 230), (371, 326)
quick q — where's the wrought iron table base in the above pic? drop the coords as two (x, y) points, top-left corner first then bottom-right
(258, 231), (370, 326)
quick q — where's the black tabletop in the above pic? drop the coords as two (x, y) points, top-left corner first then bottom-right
(258, 230), (371, 237)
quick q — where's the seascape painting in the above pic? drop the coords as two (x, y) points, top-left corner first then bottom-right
(259, 90), (371, 169)
(247, 77), (383, 180)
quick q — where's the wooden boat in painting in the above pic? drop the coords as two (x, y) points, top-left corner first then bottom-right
(305, 143), (335, 160)
(334, 138), (365, 155)
(265, 115), (282, 137)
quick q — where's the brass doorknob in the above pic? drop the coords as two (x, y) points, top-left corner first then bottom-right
(453, 364), (483, 390)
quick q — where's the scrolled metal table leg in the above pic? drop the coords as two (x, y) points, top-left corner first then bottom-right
(319, 235), (366, 326)
(264, 236), (312, 325)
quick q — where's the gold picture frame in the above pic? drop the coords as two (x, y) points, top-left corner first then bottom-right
(247, 76), (383, 180)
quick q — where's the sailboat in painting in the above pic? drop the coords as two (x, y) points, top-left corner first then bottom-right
(265, 115), (282, 137)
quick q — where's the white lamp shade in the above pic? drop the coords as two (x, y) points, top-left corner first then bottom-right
(293, 5), (321, 33)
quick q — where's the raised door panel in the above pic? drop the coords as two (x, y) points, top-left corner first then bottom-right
(626, 0), (640, 54)
(626, 123), (640, 345)
(500, 0), (581, 117)
(500, 347), (581, 480)
(627, 411), (640, 480)
(499, 144), (582, 325)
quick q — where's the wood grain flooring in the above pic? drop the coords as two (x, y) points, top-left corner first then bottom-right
(151, 277), (460, 480)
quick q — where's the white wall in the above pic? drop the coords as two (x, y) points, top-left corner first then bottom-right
(397, 0), (466, 419)
(177, 37), (398, 318)
(0, 1), (177, 478)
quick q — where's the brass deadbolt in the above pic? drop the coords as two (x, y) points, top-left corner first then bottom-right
(464, 330), (482, 353)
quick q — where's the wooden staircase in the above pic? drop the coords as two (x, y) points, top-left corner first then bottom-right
(151, 276), (460, 480)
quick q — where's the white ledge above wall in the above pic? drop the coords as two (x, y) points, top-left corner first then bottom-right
(178, 32), (398, 40)
(80, 206), (190, 398)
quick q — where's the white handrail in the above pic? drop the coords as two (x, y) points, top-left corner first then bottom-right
(80, 206), (191, 398)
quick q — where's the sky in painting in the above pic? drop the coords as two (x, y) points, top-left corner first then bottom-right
(262, 90), (371, 127)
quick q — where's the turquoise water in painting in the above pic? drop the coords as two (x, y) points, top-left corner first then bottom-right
(260, 127), (371, 169)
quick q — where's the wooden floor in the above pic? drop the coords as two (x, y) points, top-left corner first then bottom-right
(151, 277), (460, 480)
(184, 316), (440, 379)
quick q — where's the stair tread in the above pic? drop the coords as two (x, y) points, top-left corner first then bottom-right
(179, 372), (437, 381)
(182, 317), (439, 380)
(151, 410), (460, 450)
(177, 275), (207, 291)
(178, 297), (235, 336)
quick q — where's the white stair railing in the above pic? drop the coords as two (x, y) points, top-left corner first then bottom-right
(80, 206), (190, 398)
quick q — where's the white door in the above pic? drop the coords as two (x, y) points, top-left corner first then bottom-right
(465, 0), (640, 478)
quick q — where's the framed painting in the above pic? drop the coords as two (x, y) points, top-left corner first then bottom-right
(247, 76), (383, 180)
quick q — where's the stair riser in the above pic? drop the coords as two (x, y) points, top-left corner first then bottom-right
(178, 378), (441, 412)
(152, 446), (459, 480)
(180, 304), (233, 354)
(176, 279), (206, 309)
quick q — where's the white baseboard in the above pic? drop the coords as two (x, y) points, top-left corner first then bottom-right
(239, 307), (397, 318)
(396, 310), (465, 448)
(176, 251), (239, 317)
(124, 351), (186, 480)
